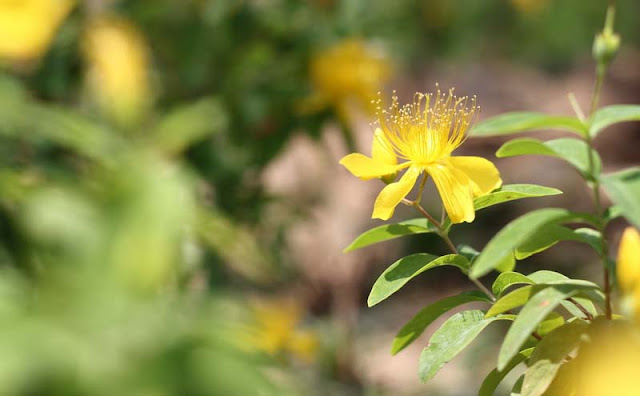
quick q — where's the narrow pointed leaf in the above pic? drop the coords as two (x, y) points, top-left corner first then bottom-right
(443, 184), (562, 229)
(344, 218), (436, 252)
(601, 167), (640, 229)
(471, 112), (586, 137)
(498, 284), (596, 370)
(497, 138), (601, 179)
(479, 348), (534, 396)
(522, 321), (589, 396)
(492, 272), (534, 297)
(391, 291), (491, 355)
(419, 310), (513, 382)
(368, 254), (470, 307)
(470, 209), (577, 279)
(590, 105), (640, 138)
(515, 225), (601, 260)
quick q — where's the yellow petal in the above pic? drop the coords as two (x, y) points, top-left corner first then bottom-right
(427, 162), (475, 224)
(448, 156), (502, 197)
(371, 128), (397, 165)
(618, 227), (640, 295)
(372, 166), (421, 220)
(339, 153), (404, 181)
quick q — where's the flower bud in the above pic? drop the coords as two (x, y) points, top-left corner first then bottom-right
(593, 30), (620, 67)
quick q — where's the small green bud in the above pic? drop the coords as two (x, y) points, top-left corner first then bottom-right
(593, 31), (620, 66)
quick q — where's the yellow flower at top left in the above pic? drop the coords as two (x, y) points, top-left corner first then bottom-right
(0, 0), (75, 63)
(301, 39), (391, 121)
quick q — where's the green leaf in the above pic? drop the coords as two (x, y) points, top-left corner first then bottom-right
(512, 375), (524, 395)
(419, 310), (513, 382)
(496, 138), (601, 179)
(486, 285), (537, 317)
(473, 184), (563, 211)
(536, 312), (565, 336)
(443, 184), (562, 230)
(344, 218), (436, 252)
(368, 254), (470, 307)
(492, 272), (534, 297)
(496, 252), (516, 273)
(470, 209), (577, 279)
(527, 271), (599, 318)
(522, 321), (589, 396)
(498, 284), (595, 370)
(153, 97), (227, 154)
(471, 112), (586, 137)
(590, 105), (640, 138)
(515, 225), (601, 260)
(391, 291), (491, 355)
(479, 348), (534, 396)
(487, 280), (599, 318)
(602, 167), (640, 229)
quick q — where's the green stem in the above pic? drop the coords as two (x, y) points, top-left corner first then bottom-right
(403, 199), (497, 302)
(586, 46), (613, 321)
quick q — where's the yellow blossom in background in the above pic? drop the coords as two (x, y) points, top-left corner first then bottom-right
(0, 0), (75, 63)
(340, 90), (502, 222)
(82, 17), (151, 127)
(303, 39), (391, 120)
(245, 298), (318, 363)
(617, 226), (640, 318)
(551, 323), (640, 396)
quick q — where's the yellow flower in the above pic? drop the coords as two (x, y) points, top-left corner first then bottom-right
(339, 90), (502, 223)
(302, 39), (391, 120)
(82, 16), (151, 126)
(617, 227), (640, 317)
(0, 0), (75, 63)
(246, 298), (318, 363)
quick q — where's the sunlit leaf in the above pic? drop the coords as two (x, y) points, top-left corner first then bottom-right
(471, 112), (586, 137)
(419, 310), (514, 382)
(470, 209), (583, 279)
(515, 224), (601, 260)
(443, 184), (562, 229)
(590, 105), (640, 138)
(498, 284), (596, 370)
(522, 321), (589, 396)
(496, 138), (601, 179)
(368, 254), (470, 307)
(602, 167), (640, 229)
(479, 348), (534, 396)
(391, 291), (491, 355)
(492, 272), (534, 297)
(344, 218), (436, 252)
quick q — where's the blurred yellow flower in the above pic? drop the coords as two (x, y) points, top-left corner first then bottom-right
(0, 0), (74, 62)
(82, 17), (151, 126)
(303, 39), (391, 120)
(617, 226), (640, 318)
(553, 323), (640, 396)
(340, 90), (502, 222)
(246, 298), (318, 362)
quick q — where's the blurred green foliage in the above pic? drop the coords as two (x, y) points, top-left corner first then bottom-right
(0, 0), (638, 394)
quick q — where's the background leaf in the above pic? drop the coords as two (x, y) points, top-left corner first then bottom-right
(496, 138), (601, 179)
(479, 348), (534, 396)
(391, 291), (491, 355)
(470, 209), (576, 279)
(522, 320), (588, 396)
(471, 112), (586, 137)
(498, 284), (595, 370)
(443, 184), (562, 229)
(590, 104), (640, 138)
(601, 167), (640, 229)
(419, 310), (513, 382)
(368, 254), (470, 307)
(344, 218), (436, 252)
